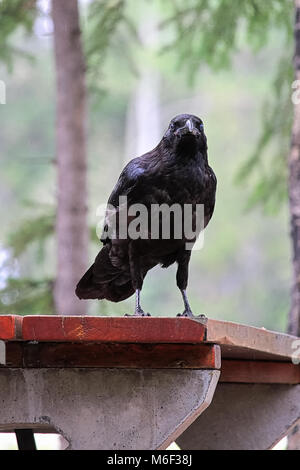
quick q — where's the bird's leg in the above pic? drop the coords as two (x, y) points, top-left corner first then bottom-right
(178, 288), (207, 321)
(179, 288), (194, 318)
(176, 249), (192, 317)
(125, 242), (151, 317)
(176, 249), (206, 321)
(133, 288), (150, 316)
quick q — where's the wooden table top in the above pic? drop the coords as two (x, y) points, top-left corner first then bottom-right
(0, 315), (299, 383)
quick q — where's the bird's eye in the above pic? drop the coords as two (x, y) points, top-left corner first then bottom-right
(198, 123), (204, 131)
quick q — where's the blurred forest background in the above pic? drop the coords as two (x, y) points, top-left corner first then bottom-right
(0, 0), (296, 332)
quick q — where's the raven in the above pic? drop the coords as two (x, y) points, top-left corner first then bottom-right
(75, 114), (217, 317)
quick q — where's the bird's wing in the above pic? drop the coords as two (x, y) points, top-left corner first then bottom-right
(204, 167), (217, 227)
(107, 157), (145, 207)
(100, 157), (146, 243)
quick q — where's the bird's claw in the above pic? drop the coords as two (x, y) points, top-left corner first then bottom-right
(177, 311), (207, 323)
(177, 309), (193, 318)
(125, 310), (151, 317)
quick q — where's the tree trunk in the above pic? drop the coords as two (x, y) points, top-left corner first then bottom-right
(288, 0), (300, 337)
(287, 0), (300, 451)
(52, 0), (88, 315)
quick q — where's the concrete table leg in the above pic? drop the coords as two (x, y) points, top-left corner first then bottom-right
(0, 368), (219, 450)
(176, 383), (300, 450)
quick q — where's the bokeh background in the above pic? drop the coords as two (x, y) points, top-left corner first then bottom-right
(0, 0), (294, 332)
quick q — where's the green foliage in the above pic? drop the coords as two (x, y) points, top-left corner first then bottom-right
(236, 54), (293, 213)
(161, 0), (293, 81)
(84, 0), (139, 94)
(0, 0), (37, 70)
(0, 207), (100, 315)
(0, 209), (54, 315)
(7, 211), (54, 259)
(0, 277), (54, 315)
(161, 0), (294, 211)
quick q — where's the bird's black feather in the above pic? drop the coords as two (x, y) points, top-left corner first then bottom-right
(75, 114), (217, 308)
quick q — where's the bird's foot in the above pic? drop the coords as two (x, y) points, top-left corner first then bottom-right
(124, 308), (151, 317)
(177, 309), (194, 318)
(177, 310), (207, 323)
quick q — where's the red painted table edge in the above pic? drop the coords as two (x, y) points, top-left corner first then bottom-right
(0, 315), (23, 340)
(0, 315), (207, 343)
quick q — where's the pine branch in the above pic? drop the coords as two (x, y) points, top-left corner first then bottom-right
(161, 0), (294, 210)
(235, 53), (293, 213)
(0, 0), (38, 69)
(0, 277), (54, 315)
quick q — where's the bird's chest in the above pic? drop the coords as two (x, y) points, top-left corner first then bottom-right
(155, 165), (209, 206)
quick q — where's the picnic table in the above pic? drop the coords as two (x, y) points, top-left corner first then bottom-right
(0, 315), (299, 450)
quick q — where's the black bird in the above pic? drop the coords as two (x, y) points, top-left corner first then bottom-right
(75, 114), (217, 317)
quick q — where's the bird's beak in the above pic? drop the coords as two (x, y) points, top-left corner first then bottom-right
(185, 119), (193, 133)
(181, 119), (199, 137)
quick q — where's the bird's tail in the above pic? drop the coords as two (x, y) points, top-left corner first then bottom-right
(75, 245), (135, 302)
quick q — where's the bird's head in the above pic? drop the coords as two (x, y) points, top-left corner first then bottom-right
(163, 114), (207, 156)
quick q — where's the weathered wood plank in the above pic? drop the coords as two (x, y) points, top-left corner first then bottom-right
(22, 316), (207, 343)
(2, 341), (220, 369)
(206, 319), (299, 361)
(220, 360), (300, 384)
